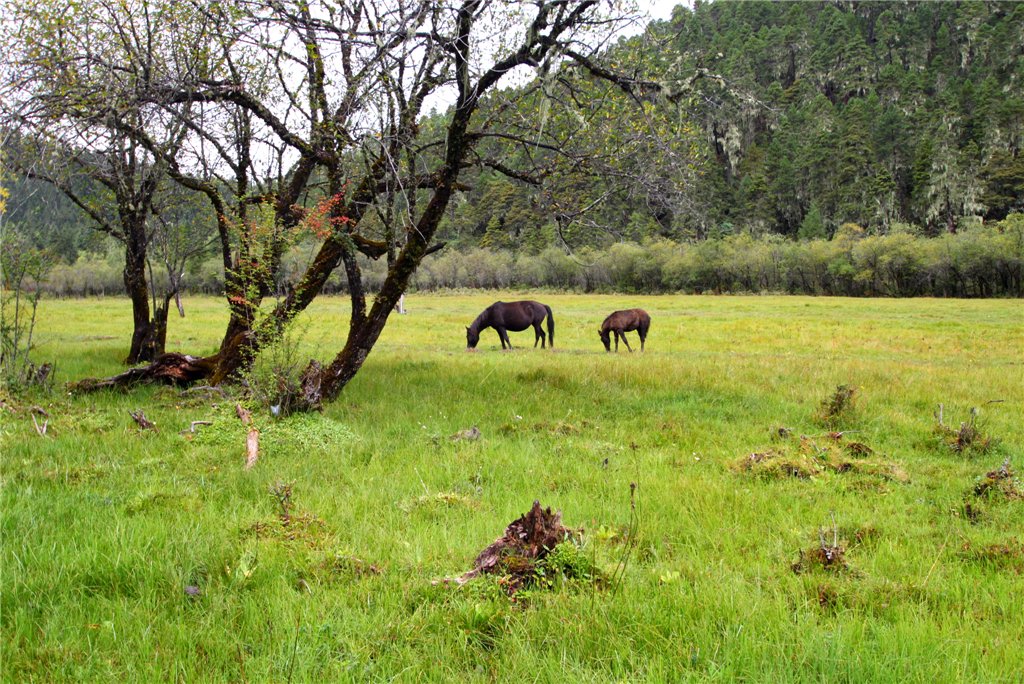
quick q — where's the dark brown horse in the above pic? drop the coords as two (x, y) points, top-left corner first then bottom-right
(599, 309), (650, 352)
(467, 300), (554, 350)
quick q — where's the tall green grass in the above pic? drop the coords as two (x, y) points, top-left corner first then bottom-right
(2, 294), (1022, 681)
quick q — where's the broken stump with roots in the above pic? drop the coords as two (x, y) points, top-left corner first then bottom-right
(446, 501), (573, 593)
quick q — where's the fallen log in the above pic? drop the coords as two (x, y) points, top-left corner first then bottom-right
(70, 353), (218, 393)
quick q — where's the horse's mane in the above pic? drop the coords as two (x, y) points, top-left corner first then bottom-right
(468, 309), (490, 332)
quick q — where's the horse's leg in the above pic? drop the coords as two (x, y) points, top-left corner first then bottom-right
(621, 331), (634, 353)
(496, 327), (507, 349)
(639, 328), (646, 352)
(613, 331), (620, 352)
(499, 327), (512, 349)
(533, 322), (545, 348)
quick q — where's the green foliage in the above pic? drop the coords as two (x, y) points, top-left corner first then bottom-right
(799, 203), (827, 240)
(240, 318), (311, 416)
(2, 175), (111, 263)
(533, 540), (600, 589)
(405, 218), (1024, 297)
(1, 227), (54, 392)
(6, 0), (1023, 293)
(981, 151), (1024, 220)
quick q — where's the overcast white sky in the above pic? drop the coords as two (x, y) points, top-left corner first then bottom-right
(644, 0), (686, 23)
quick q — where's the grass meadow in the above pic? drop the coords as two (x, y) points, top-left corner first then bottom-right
(2, 293), (1022, 682)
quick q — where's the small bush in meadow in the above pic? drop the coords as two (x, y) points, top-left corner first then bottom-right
(815, 384), (858, 429)
(934, 406), (998, 456)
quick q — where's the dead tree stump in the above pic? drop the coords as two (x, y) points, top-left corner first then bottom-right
(452, 501), (572, 591)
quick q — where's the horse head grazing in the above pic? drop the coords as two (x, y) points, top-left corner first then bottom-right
(599, 308), (651, 353)
(466, 325), (480, 349)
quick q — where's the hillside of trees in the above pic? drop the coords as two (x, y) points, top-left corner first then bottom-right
(431, 0), (1024, 247)
(5, 0), (1024, 298)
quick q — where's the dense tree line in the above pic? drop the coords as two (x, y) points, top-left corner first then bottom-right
(412, 218), (1023, 297)
(32, 214), (1022, 299)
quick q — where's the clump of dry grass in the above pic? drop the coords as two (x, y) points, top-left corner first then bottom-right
(934, 405), (997, 455)
(958, 539), (1024, 573)
(959, 459), (1021, 524)
(793, 517), (848, 574)
(734, 449), (818, 479)
(318, 553), (382, 579)
(498, 419), (593, 436)
(846, 524), (882, 548)
(398, 491), (481, 513)
(293, 553), (382, 593)
(450, 426), (481, 442)
(244, 512), (333, 548)
(815, 583), (840, 611)
(242, 482), (334, 548)
(815, 384), (858, 429)
(732, 432), (907, 482)
(972, 459), (1021, 500)
(793, 544), (848, 574)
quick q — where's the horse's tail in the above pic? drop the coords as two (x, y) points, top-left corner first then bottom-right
(544, 305), (555, 348)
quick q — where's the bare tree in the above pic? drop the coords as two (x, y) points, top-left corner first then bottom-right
(1, 0), (204, 362)
(158, 0), (640, 403)
(9, 0), (642, 402)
